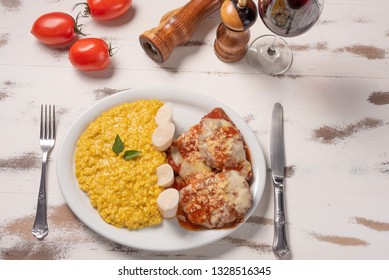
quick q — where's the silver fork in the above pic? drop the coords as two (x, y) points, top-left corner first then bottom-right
(32, 104), (56, 240)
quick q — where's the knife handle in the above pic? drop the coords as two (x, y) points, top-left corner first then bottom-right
(273, 184), (289, 258)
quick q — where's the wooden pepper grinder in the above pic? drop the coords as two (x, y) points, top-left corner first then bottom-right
(139, 0), (224, 63)
(214, 0), (258, 62)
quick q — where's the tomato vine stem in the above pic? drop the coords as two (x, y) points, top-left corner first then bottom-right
(73, 12), (87, 36)
(73, 2), (91, 18)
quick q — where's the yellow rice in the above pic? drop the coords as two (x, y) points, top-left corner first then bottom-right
(75, 99), (166, 229)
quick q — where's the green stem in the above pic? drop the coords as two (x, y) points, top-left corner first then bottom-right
(73, 2), (91, 18)
(73, 12), (87, 36)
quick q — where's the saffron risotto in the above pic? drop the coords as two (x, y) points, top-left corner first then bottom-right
(75, 99), (166, 229)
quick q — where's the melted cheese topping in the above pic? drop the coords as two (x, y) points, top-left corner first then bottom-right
(169, 108), (253, 229)
(171, 123), (212, 184)
(199, 117), (252, 181)
(179, 170), (252, 229)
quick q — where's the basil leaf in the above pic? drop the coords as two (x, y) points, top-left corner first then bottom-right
(123, 150), (141, 161)
(112, 134), (124, 155)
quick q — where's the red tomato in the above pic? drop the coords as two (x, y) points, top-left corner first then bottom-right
(75, 0), (132, 20)
(69, 38), (111, 71)
(31, 12), (82, 45)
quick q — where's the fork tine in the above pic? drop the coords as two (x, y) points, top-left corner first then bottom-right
(52, 105), (56, 139)
(40, 104), (56, 140)
(40, 105), (43, 139)
(44, 105), (48, 140)
(49, 105), (52, 139)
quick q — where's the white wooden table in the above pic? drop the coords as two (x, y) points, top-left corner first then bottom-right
(1, 0), (388, 260)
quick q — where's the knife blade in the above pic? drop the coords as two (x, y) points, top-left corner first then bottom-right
(270, 102), (289, 258)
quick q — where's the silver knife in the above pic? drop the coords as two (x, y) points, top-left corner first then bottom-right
(270, 103), (289, 258)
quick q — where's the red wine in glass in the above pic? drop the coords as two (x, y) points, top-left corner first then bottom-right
(259, 0), (323, 37)
(247, 0), (324, 75)
(287, 0), (309, 9)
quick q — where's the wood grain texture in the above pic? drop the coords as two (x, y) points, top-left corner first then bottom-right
(0, 0), (388, 260)
(139, 0), (223, 63)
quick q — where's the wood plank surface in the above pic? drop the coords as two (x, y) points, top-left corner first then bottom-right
(0, 0), (388, 260)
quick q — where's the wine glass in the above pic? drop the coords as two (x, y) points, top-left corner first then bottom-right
(247, 0), (324, 75)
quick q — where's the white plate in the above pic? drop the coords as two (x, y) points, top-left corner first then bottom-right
(57, 87), (266, 252)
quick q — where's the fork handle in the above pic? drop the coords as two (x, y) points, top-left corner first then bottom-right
(32, 152), (48, 240)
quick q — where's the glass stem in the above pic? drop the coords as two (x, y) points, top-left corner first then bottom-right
(267, 36), (277, 56)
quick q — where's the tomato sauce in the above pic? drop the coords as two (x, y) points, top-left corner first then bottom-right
(176, 206), (242, 231)
(166, 107), (253, 231)
(203, 107), (233, 123)
(166, 149), (180, 173)
(175, 124), (200, 159)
